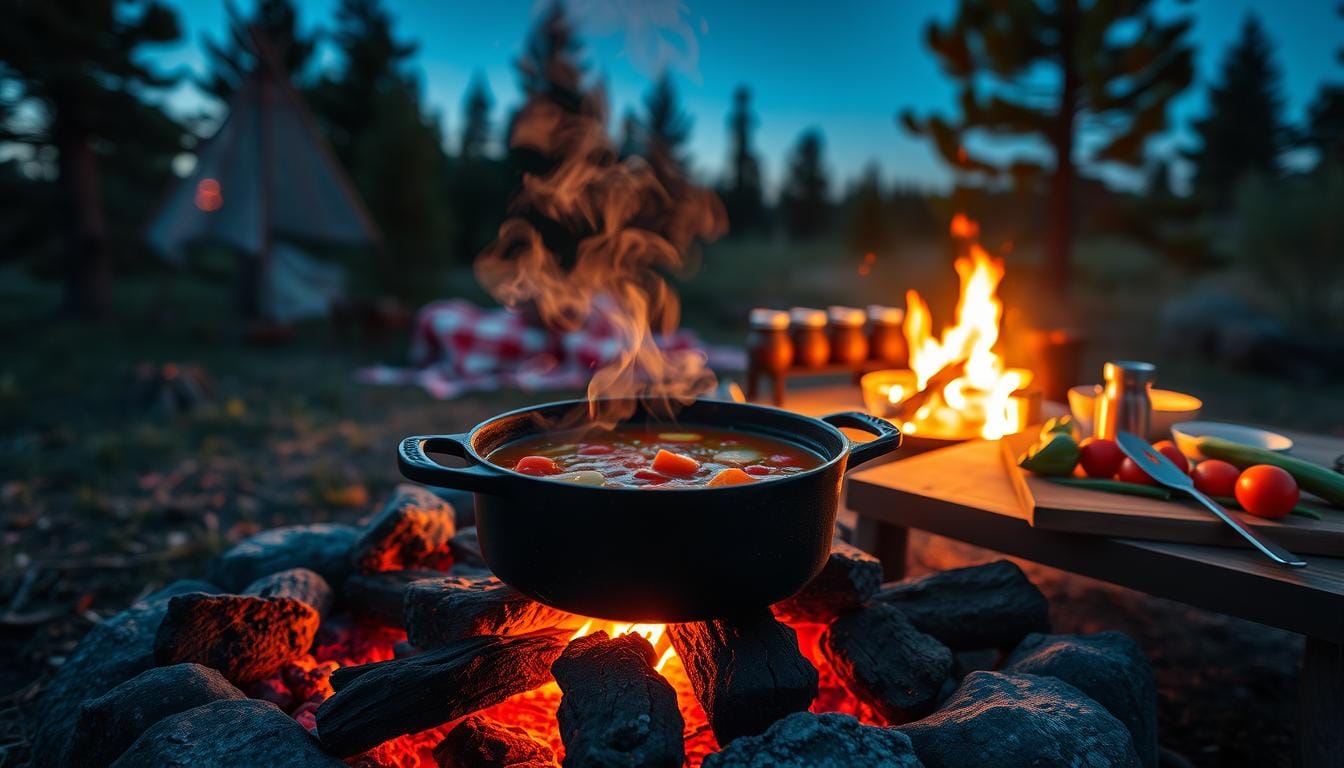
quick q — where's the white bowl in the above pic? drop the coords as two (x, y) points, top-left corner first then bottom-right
(1171, 421), (1293, 462)
(1068, 385), (1203, 441)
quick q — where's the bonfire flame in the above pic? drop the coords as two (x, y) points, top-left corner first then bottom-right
(476, 85), (726, 429)
(896, 214), (1031, 440)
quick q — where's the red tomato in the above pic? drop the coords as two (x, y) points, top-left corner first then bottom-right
(633, 469), (668, 484)
(1191, 460), (1239, 497)
(1078, 438), (1124, 479)
(578, 444), (614, 455)
(1116, 457), (1155, 485)
(744, 465), (772, 476)
(1152, 440), (1189, 474)
(514, 456), (560, 476)
(1234, 465), (1299, 519)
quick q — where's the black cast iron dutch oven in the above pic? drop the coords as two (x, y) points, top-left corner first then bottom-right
(398, 398), (900, 622)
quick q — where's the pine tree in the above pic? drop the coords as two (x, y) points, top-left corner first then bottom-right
(641, 73), (692, 182)
(314, 0), (450, 300)
(779, 129), (831, 241)
(617, 108), (642, 159)
(1191, 13), (1287, 211)
(0, 0), (183, 318)
(515, 0), (590, 115)
(202, 0), (316, 103)
(312, 0), (418, 169)
(902, 0), (1193, 293)
(1304, 6), (1344, 162)
(719, 85), (765, 236)
(459, 75), (493, 161)
(848, 164), (890, 259)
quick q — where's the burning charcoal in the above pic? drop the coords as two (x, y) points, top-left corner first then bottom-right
(154, 593), (319, 684)
(316, 630), (568, 757)
(872, 559), (1049, 650)
(772, 540), (882, 624)
(210, 523), (359, 591)
(551, 632), (684, 768)
(900, 671), (1141, 767)
(668, 609), (818, 743)
(404, 575), (577, 648)
(109, 699), (345, 767)
(31, 579), (218, 768)
(66, 663), (245, 768)
(701, 711), (921, 768)
(245, 567), (335, 617)
(351, 483), (457, 572)
(433, 714), (557, 768)
(821, 602), (953, 724)
(1005, 632), (1158, 768)
(448, 526), (488, 570)
(343, 569), (443, 627)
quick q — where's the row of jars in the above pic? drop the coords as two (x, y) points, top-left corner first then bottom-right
(748, 305), (908, 372)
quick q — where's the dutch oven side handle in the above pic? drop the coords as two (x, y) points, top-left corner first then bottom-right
(398, 434), (508, 494)
(820, 412), (903, 469)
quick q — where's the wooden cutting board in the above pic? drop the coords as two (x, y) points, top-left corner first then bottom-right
(1000, 431), (1344, 557)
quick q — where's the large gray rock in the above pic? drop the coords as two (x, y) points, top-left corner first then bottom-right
(872, 560), (1049, 650)
(31, 580), (218, 768)
(110, 699), (345, 767)
(1005, 632), (1158, 768)
(900, 671), (1141, 768)
(209, 523), (359, 591)
(821, 602), (952, 723)
(66, 663), (245, 768)
(702, 711), (922, 768)
(244, 567), (334, 617)
(351, 484), (456, 572)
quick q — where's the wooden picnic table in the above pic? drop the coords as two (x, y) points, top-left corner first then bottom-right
(781, 384), (1344, 768)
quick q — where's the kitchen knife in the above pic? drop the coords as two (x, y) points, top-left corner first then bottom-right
(1114, 431), (1307, 568)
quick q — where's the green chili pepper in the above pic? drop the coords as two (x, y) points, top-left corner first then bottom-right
(1018, 433), (1081, 477)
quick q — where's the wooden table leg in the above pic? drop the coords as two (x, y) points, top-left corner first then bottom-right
(853, 517), (909, 581)
(1299, 636), (1343, 767)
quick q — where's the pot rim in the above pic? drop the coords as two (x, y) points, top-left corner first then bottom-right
(464, 397), (857, 494)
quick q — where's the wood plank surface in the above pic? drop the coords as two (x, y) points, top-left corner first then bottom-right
(999, 431), (1344, 557)
(846, 438), (1344, 641)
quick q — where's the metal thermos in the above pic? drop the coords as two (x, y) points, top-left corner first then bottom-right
(1094, 361), (1155, 440)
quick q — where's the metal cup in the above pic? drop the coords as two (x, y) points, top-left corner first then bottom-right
(1094, 360), (1155, 441)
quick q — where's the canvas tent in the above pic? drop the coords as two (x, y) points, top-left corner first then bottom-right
(146, 30), (379, 322)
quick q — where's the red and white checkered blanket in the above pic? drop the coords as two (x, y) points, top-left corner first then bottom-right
(356, 299), (745, 399)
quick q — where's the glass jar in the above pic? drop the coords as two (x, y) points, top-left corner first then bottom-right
(789, 307), (830, 368)
(746, 308), (793, 374)
(828, 306), (868, 365)
(867, 304), (907, 366)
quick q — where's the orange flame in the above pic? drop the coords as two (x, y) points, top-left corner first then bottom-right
(896, 215), (1031, 439)
(476, 90), (726, 429)
(567, 618), (676, 672)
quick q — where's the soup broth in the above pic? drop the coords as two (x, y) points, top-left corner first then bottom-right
(487, 425), (824, 488)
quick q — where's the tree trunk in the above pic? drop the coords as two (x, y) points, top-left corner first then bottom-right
(1047, 0), (1079, 297)
(56, 122), (111, 319)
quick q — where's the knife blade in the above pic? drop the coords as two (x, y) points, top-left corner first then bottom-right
(1114, 431), (1306, 567)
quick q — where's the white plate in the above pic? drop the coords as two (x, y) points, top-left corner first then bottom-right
(1171, 421), (1294, 462)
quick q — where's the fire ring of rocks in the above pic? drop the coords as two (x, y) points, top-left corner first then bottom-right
(33, 484), (1159, 767)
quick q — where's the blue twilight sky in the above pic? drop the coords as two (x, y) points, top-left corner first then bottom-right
(153, 0), (1343, 197)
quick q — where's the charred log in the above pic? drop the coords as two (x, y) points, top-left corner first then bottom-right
(771, 541), (881, 624)
(154, 593), (319, 685)
(315, 630), (568, 757)
(343, 569), (443, 627)
(668, 610), (817, 743)
(820, 602), (952, 724)
(872, 560), (1049, 650)
(448, 526), (488, 570)
(551, 632), (684, 768)
(404, 575), (577, 648)
(433, 714), (557, 768)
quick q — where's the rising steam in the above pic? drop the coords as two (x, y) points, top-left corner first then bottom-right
(476, 82), (726, 427)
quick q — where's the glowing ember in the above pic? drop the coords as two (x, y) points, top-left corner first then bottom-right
(267, 619), (880, 767)
(896, 214), (1032, 440)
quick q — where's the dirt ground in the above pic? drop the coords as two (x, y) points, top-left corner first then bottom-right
(1, 266), (1332, 767)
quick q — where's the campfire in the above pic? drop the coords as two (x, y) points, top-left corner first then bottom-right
(871, 214), (1035, 441)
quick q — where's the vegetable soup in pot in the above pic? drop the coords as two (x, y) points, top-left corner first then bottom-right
(487, 425), (824, 488)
